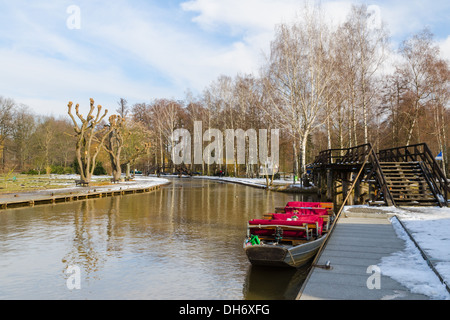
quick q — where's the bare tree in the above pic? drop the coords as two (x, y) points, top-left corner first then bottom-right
(338, 4), (390, 145)
(185, 92), (208, 174)
(262, 6), (337, 177)
(10, 105), (35, 170)
(67, 98), (115, 184)
(103, 115), (126, 182)
(380, 71), (409, 147)
(34, 117), (55, 174)
(0, 96), (15, 172)
(398, 29), (440, 145)
(429, 58), (450, 176)
(151, 99), (184, 173)
(117, 98), (129, 118)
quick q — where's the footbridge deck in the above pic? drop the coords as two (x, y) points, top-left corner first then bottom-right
(309, 143), (448, 208)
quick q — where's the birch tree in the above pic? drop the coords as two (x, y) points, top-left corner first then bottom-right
(338, 4), (389, 145)
(398, 29), (440, 145)
(429, 58), (450, 176)
(262, 7), (336, 177)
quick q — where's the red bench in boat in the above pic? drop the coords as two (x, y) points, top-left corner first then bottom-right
(287, 201), (323, 207)
(248, 215), (324, 240)
(271, 201), (332, 215)
(284, 207), (328, 215)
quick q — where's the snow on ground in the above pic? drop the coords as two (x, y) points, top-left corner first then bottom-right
(348, 205), (450, 300)
(380, 215), (450, 300)
(193, 175), (290, 186)
(192, 175), (314, 189)
(44, 174), (170, 192)
(116, 175), (170, 190)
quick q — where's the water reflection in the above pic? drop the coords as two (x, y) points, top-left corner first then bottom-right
(244, 265), (310, 300)
(0, 178), (317, 300)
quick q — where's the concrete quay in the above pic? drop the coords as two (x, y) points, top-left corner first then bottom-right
(297, 209), (430, 300)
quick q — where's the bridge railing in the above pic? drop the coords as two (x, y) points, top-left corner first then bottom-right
(311, 144), (373, 166)
(379, 143), (449, 205)
(309, 143), (395, 206)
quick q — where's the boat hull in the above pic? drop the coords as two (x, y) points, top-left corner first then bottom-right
(244, 236), (326, 268)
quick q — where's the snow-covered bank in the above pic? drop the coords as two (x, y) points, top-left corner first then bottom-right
(345, 205), (450, 300)
(193, 175), (290, 186)
(192, 175), (316, 191)
(12, 175), (171, 197)
(112, 175), (171, 190)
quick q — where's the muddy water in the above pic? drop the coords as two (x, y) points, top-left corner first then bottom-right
(0, 178), (317, 300)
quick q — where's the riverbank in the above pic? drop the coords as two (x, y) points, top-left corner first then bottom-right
(192, 175), (318, 193)
(0, 175), (171, 209)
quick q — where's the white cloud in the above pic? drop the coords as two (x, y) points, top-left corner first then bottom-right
(181, 0), (301, 32)
(0, 0), (448, 117)
(180, 0), (355, 76)
(0, 47), (170, 114)
(439, 36), (450, 61)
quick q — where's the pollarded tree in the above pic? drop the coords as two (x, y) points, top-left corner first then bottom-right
(67, 98), (115, 184)
(103, 114), (125, 182)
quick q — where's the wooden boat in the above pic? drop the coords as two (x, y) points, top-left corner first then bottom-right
(244, 202), (334, 268)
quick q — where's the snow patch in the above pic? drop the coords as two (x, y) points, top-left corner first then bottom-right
(378, 213), (450, 300)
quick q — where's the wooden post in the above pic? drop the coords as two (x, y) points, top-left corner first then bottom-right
(354, 172), (361, 205)
(315, 171), (321, 196)
(326, 169), (333, 201)
(342, 172), (350, 205)
(369, 181), (374, 202)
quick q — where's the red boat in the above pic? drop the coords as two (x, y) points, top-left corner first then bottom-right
(244, 202), (334, 268)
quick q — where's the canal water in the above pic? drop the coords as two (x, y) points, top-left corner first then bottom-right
(0, 178), (317, 300)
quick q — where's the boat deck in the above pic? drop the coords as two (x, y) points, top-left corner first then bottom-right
(297, 214), (430, 300)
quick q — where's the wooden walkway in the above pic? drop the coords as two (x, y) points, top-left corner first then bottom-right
(297, 213), (429, 300)
(0, 184), (164, 210)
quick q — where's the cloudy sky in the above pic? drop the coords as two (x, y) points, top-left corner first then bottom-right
(0, 0), (449, 117)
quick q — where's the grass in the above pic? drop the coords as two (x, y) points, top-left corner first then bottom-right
(0, 174), (112, 194)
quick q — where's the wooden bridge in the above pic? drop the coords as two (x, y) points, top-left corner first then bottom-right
(308, 143), (449, 208)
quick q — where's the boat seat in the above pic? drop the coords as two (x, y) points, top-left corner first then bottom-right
(250, 215), (323, 225)
(249, 216), (324, 239)
(275, 202), (334, 215)
(283, 207), (329, 215)
(286, 202), (323, 208)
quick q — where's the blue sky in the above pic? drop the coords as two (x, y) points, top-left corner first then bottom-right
(0, 0), (449, 117)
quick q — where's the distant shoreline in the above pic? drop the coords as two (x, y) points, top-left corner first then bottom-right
(191, 175), (319, 194)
